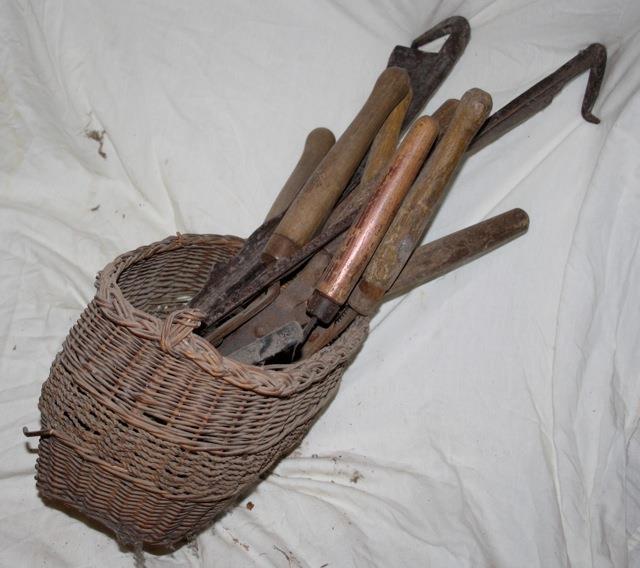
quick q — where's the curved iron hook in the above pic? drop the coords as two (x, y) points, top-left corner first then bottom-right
(470, 43), (608, 152)
(410, 15), (471, 57)
(388, 16), (471, 130)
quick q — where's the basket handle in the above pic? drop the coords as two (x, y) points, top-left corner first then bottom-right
(159, 309), (204, 353)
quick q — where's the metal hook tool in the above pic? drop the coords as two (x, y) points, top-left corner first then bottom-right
(469, 43), (607, 152)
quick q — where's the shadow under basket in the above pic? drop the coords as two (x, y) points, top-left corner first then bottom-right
(35, 233), (368, 548)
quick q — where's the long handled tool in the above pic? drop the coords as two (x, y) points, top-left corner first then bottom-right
(341, 16), (470, 200)
(192, 66), (410, 330)
(264, 128), (336, 223)
(348, 88), (493, 316)
(200, 42), (608, 354)
(225, 91), (491, 364)
(262, 67), (412, 262)
(301, 208), (529, 357)
(190, 17), (471, 326)
(213, 112), (438, 354)
(469, 43), (606, 152)
(230, 208), (529, 364)
(213, 87), (418, 349)
(306, 115), (439, 325)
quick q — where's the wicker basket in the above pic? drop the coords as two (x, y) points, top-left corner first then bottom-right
(35, 233), (368, 548)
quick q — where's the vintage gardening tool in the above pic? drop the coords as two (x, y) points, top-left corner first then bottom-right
(192, 66), (412, 332)
(212, 112), (439, 356)
(210, 87), (415, 347)
(228, 207), (529, 364)
(340, 15), (471, 199)
(305, 115), (439, 325)
(264, 127), (336, 222)
(469, 43), (607, 152)
(190, 16), (471, 329)
(222, 90), (492, 364)
(231, 115), (439, 363)
(302, 207), (529, 357)
(219, 39), (609, 363)
(262, 67), (412, 262)
(346, 87), (493, 316)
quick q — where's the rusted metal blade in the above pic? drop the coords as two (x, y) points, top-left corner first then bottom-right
(199, 208), (357, 330)
(203, 282), (280, 345)
(341, 16), (470, 200)
(227, 321), (304, 365)
(469, 43), (607, 152)
(392, 15), (470, 129)
(189, 215), (280, 315)
(192, 17), (470, 326)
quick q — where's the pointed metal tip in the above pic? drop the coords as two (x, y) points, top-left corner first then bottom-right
(410, 16), (470, 52)
(582, 111), (601, 124)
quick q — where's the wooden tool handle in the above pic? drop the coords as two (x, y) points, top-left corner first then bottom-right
(301, 208), (529, 357)
(308, 115), (439, 323)
(361, 91), (412, 185)
(262, 67), (411, 261)
(217, 94), (415, 350)
(264, 127), (336, 223)
(431, 98), (460, 135)
(349, 88), (493, 315)
(388, 208), (529, 297)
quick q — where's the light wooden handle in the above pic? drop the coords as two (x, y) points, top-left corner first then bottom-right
(262, 66), (412, 261)
(308, 115), (439, 323)
(349, 88), (493, 315)
(264, 127), (336, 223)
(361, 91), (412, 186)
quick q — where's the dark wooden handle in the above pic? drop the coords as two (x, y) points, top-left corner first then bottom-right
(301, 208), (529, 357)
(430, 98), (459, 136)
(308, 115), (439, 323)
(262, 66), (412, 261)
(264, 127), (336, 223)
(388, 208), (529, 297)
(349, 88), (493, 315)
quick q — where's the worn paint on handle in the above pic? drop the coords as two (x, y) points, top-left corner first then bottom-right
(349, 88), (493, 315)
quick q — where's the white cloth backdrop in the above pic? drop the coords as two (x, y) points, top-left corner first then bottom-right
(1, 1), (639, 566)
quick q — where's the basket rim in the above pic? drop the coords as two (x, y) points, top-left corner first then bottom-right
(93, 233), (367, 399)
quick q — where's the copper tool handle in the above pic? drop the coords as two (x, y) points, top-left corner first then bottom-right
(215, 94), (414, 352)
(349, 88), (493, 315)
(324, 97), (458, 230)
(264, 127), (336, 223)
(263, 67), (411, 261)
(302, 208), (529, 357)
(308, 115), (439, 323)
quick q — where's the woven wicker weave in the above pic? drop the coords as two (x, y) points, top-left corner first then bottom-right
(35, 233), (368, 548)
